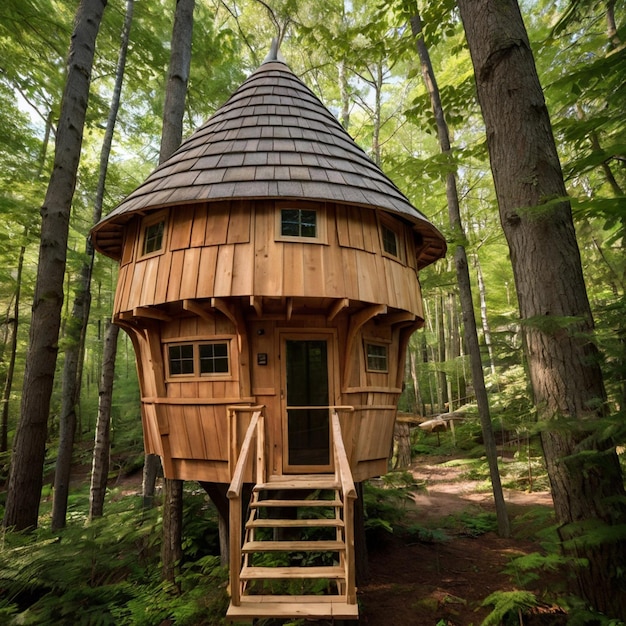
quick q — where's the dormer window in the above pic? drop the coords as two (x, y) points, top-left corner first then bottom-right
(281, 209), (317, 238)
(139, 211), (168, 258)
(382, 224), (398, 257)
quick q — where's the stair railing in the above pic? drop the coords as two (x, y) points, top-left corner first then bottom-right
(227, 405), (265, 607)
(331, 409), (357, 605)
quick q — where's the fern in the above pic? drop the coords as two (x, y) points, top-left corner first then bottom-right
(481, 590), (538, 626)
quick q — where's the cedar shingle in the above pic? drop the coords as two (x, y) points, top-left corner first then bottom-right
(92, 59), (445, 265)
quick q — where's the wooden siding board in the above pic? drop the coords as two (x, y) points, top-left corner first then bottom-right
(170, 205), (195, 250)
(179, 247), (202, 300)
(206, 202), (230, 245)
(166, 250), (185, 302)
(127, 261), (147, 310)
(154, 252), (173, 303)
(214, 244), (235, 297)
(139, 256), (159, 306)
(197, 246), (218, 298)
(190, 203), (209, 247)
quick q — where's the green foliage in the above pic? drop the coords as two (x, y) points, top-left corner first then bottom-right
(480, 590), (538, 626)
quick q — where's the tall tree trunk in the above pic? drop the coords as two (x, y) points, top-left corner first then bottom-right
(88, 322), (119, 520)
(52, 0), (134, 531)
(411, 7), (510, 537)
(475, 256), (497, 377)
(157, 0), (195, 583)
(3, 0), (107, 532)
(457, 0), (626, 616)
(1, 235), (27, 454)
(435, 294), (448, 412)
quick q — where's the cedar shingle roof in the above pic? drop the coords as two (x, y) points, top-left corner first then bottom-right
(92, 59), (446, 267)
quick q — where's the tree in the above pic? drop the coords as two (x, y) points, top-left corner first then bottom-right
(457, 0), (626, 617)
(3, 0), (108, 532)
(53, 0), (135, 531)
(409, 2), (510, 538)
(157, 0), (195, 585)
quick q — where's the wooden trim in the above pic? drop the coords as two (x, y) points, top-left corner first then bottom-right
(250, 295), (263, 317)
(142, 396), (255, 405)
(342, 304), (386, 385)
(131, 307), (172, 321)
(342, 386), (402, 394)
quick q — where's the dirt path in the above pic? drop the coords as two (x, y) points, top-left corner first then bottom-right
(356, 456), (560, 626)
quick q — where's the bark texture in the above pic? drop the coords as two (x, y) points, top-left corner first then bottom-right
(3, 0), (107, 532)
(89, 322), (119, 520)
(457, 0), (626, 617)
(411, 7), (510, 538)
(53, 0), (134, 530)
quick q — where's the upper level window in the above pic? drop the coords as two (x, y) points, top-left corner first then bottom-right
(365, 342), (388, 373)
(140, 211), (168, 258)
(381, 223), (398, 257)
(281, 209), (317, 238)
(167, 341), (231, 378)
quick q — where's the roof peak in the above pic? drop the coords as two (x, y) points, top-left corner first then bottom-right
(262, 38), (287, 64)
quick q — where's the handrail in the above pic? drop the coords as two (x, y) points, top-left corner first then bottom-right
(227, 405), (265, 607)
(331, 410), (357, 604)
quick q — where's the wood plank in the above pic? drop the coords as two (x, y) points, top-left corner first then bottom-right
(214, 244), (235, 296)
(227, 600), (358, 620)
(126, 261), (147, 310)
(242, 540), (344, 553)
(347, 206), (365, 250)
(169, 204), (194, 250)
(179, 247), (202, 300)
(240, 566), (345, 580)
(231, 241), (254, 295)
(250, 499), (342, 508)
(335, 204), (350, 247)
(120, 218), (138, 266)
(190, 203), (209, 247)
(197, 245), (218, 298)
(206, 201), (230, 245)
(166, 250), (185, 302)
(303, 243), (324, 296)
(154, 252), (172, 303)
(227, 199), (251, 243)
(283, 243), (304, 296)
(247, 519), (344, 529)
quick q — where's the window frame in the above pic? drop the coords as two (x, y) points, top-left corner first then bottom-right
(165, 339), (232, 380)
(378, 214), (405, 263)
(139, 210), (168, 259)
(364, 341), (389, 373)
(275, 203), (327, 244)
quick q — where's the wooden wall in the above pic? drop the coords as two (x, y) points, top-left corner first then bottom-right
(113, 200), (424, 318)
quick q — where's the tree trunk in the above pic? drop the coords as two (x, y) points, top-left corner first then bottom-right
(156, 0), (195, 582)
(88, 322), (119, 520)
(457, 0), (626, 616)
(53, 0), (134, 531)
(411, 7), (510, 537)
(475, 256), (497, 378)
(1, 235), (26, 454)
(162, 477), (183, 585)
(3, 0), (107, 532)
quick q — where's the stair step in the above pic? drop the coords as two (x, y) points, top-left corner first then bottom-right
(247, 518), (344, 529)
(242, 540), (345, 553)
(250, 499), (342, 508)
(240, 565), (345, 580)
(227, 598), (358, 620)
(256, 475), (340, 491)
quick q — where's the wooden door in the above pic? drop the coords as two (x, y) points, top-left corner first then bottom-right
(282, 336), (333, 473)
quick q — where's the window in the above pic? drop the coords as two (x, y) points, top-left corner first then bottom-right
(365, 343), (388, 373)
(167, 341), (230, 378)
(199, 342), (229, 374)
(168, 344), (194, 375)
(281, 209), (317, 238)
(140, 212), (168, 257)
(381, 223), (398, 257)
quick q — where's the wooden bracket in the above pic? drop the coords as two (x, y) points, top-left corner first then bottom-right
(183, 299), (214, 323)
(327, 298), (349, 322)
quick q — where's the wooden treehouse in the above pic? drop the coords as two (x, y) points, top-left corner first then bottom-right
(91, 50), (446, 622)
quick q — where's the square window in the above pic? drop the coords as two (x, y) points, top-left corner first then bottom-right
(281, 209), (317, 238)
(199, 342), (230, 374)
(366, 343), (388, 372)
(143, 220), (165, 255)
(168, 344), (194, 376)
(382, 223), (398, 257)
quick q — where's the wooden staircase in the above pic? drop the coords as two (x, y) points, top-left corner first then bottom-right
(226, 407), (358, 622)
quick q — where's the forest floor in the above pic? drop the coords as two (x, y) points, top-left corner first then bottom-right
(353, 454), (566, 626)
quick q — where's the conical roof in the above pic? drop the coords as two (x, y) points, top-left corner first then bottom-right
(92, 58), (446, 267)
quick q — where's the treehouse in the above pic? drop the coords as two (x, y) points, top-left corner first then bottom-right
(91, 49), (446, 622)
